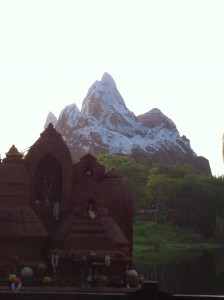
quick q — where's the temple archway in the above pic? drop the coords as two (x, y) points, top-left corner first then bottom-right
(35, 153), (62, 207)
(25, 123), (73, 212)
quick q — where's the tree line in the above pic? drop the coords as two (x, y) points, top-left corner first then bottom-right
(97, 154), (224, 240)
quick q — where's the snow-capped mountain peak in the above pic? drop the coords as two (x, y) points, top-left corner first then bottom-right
(137, 108), (177, 131)
(44, 72), (211, 174)
(80, 73), (142, 138)
(44, 112), (57, 129)
(101, 72), (117, 89)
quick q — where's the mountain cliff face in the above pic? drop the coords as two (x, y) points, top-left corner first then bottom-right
(45, 72), (211, 175)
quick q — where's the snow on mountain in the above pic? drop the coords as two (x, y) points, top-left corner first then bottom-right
(81, 72), (144, 138)
(44, 73), (211, 174)
(44, 112), (57, 129)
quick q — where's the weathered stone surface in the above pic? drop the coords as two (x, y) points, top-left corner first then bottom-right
(0, 124), (133, 281)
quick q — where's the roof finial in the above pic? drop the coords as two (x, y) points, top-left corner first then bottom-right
(4, 145), (23, 161)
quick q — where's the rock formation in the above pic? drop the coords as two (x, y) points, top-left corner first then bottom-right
(45, 72), (211, 175)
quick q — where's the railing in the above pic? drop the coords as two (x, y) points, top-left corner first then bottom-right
(2, 281), (224, 300)
(0, 281), (157, 300)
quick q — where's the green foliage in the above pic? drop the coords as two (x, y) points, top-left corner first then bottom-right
(145, 166), (224, 238)
(145, 172), (182, 211)
(97, 154), (151, 210)
(133, 221), (215, 265)
(215, 216), (224, 244)
(149, 163), (195, 179)
(173, 174), (224, 237)
(96, 154), (224, 239)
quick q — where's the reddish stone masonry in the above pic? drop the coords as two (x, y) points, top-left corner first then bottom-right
(0, 123), (133, 288)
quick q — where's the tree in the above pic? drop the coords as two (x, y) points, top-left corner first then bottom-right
(97, 154), (150, 210)
(97, 155), (224, 239)
(145, 168), (182, 222)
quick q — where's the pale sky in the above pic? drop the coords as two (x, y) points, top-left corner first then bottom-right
(0, 0), (224, 176)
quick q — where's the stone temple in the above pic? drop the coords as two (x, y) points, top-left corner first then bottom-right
(0, 123), (133, 284)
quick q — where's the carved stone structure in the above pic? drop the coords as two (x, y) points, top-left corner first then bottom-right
(0, 124), (133, 282)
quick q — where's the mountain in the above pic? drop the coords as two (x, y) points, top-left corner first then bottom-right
(44, 72), (211, 175)
(45, 111), (57, 128)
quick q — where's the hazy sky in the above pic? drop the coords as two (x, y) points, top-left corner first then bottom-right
(0, 0), (224, 176)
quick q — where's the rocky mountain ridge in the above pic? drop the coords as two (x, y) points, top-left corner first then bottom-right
(45, 72), (211, 174)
